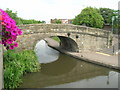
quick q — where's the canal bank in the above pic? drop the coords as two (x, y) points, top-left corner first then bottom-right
(20, 39), (119, 88)
(44, 38), (120, 71)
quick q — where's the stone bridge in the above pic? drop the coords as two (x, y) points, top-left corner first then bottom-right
(16, 24), (113, 52)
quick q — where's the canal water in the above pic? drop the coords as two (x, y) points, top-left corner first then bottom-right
(20, 40), (120, 88)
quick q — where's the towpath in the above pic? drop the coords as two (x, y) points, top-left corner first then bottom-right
(44, 38), (120, 70)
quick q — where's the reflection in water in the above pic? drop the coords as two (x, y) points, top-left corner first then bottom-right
(46, 70), (119, 88)
(41, 54), (77, 76)
(20, 40), (120, 88)
(34, 40), (59, 63)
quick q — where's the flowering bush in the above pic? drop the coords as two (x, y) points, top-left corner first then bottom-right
(0, 9), (22, 50)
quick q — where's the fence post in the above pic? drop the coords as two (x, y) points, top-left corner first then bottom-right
(0, 45), (3, 89)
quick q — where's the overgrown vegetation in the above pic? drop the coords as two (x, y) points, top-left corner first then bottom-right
(51, 36), (61, 42)
(3, 50), (40, 89)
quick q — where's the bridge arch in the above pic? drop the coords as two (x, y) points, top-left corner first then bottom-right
(57, 36), (79, 52)
(41, 35), (79, 52)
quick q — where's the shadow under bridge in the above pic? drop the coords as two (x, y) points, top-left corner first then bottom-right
(49, 36), (79, 52)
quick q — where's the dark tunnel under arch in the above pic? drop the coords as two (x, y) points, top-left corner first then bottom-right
(51, 36), (79, 52)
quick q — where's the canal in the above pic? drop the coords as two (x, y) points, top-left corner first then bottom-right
(19, 40), (120, 88)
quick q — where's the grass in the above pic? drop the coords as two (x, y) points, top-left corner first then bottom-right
(51, 36), (61, 42)
(3, 49), (40, 89)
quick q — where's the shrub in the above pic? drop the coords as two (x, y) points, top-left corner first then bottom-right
(3, 50), (40, 89)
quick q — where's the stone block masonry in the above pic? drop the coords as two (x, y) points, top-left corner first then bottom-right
(16, 24), (113, 52)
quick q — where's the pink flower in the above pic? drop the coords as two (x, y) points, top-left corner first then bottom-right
(4, 18), (10, 23)
(11, 30), (17, 36)
(18, 30), (22, 35)
(11, 24), (17, 29)
(7, 38), (13, 44)
(13, 42), (18, 47)
(9, 45), (14, 50)
(10, 19), (16, 25)
(0, 9), (22, 50)
(6, 22), (11, 28)
(6, 28), (10, 32)
(11, 35), (17, 41)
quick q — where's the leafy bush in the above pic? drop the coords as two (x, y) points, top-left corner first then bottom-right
(3, 50), (40, 89)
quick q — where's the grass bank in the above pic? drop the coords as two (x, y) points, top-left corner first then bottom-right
(3, 50), (40, 89)
(51, 36), (60, 42)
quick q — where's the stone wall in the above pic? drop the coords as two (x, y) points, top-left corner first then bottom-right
(16, 24), (113, 52)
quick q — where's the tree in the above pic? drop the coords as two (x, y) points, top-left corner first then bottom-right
(99, 8), (118, 25)
(72, 7), (104, 28)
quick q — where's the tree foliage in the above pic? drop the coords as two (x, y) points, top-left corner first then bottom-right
(73, 7), (104, 28)
(5, 8), (45, 25)
(99, 8), (119, 34)
(99, 8), (118, 25)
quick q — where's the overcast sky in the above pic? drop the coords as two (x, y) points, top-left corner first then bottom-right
(0, 0), (120, 23)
